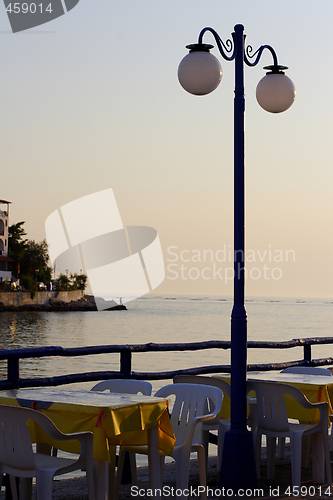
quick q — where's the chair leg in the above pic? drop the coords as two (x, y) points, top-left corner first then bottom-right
(290, 434), (303, 490)
(267, 436), (277, 480)
(114, 450), (126, 500)
(302, 434), (311, 468)
(19, 478), (32, 500)
(129, 452), (138, 486)
(115, 449), (137, 498)
(323, 431), (332, 486)
(201, 429), (209, 472)
(311, 431), (332, 486)
(175, 454), (191, 500)
(36, 470), (54, 500)
(9, 476), (19, 500)
(277, 437), (285, 459)
(254, 430), (261, 478)
(311, 432), (325, 483)
(217, 434), (222, 472)
(196, 446), (207, 500)
(217, 423), (229, 473)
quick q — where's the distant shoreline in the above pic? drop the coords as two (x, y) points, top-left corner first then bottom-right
(0, 293), (127, 312)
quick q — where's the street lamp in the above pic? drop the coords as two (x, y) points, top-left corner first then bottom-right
(178, 24), (295, 490)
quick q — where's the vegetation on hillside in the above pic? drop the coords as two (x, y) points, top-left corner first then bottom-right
(6, 222), (87, 295)
(57, 273), (87, 291)
(8, 222), (52, 295)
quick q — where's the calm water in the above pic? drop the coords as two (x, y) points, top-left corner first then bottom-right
(0, 295), (332, 392)
(0, 294), (332, 471)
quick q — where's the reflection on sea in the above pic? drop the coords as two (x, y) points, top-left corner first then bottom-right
(0, 312), (49, 347)
(0, 312), (51, 379)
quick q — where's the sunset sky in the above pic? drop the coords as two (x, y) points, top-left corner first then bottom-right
(1, 0), (332, 298)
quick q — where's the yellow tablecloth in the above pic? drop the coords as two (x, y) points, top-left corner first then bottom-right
(0, 388), (176, 463)
(215, 372), (333, 423)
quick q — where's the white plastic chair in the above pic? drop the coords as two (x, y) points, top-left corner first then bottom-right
(115, 383), (223, 500)
(0, 404), (95, 500)
(278, 367), (332, 459)
(249, 380), (332, 490)
(173, 375), (231, 471)
(173, 375), (258, 472)
(91, 379), (152, 395)
(91, 379), (152, 498)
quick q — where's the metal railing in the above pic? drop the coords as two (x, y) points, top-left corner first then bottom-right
(0, 337), (333, 390)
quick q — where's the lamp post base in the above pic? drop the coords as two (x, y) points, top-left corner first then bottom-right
(219, 427), (257, 492)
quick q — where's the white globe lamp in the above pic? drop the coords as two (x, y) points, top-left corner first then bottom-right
(256, 65), (296, 113)
(178, 44), (222, 96)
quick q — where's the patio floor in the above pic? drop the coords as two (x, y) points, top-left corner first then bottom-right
(2, 451), (330, 500)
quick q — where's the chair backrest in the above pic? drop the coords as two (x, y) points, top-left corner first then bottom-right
(247, 381), (297, 433)
(155, 383), (223, 445)
(173, 375), (231, 398)
(91, 379), (152, 395)
(282, 366), (332, 376)
(0, 405), (46, 473)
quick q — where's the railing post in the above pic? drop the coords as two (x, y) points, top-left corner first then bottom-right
(8, 357), (20, 389)
(120, 351), (132, 378)
(304, 344), (312, 364)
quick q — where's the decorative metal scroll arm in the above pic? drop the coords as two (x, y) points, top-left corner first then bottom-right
(198, 27), (237, 62)
(244, 43), (279, 68)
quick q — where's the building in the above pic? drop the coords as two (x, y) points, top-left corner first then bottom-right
(0, 199), (13, 282)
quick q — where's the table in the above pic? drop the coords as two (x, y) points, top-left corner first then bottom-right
(215, 372), (333, 421)
(215, 371), (333, 484)
(248, 372), (333, 422)
(249, 372), (333, 483)
(0, 388), (176, 500)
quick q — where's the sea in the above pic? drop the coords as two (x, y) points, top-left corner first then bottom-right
(0, 294), (332, 471)
(0, 294), (332, 392)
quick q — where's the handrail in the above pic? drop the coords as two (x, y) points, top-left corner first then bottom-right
(1, 337), (333, 390)
(2, 336), (333, 359)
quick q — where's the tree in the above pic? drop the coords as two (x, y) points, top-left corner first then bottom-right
(8, 222), (52, 294)
(8, 221), (87, 295)
(57, 273), (87, 291)
(8, 222), (27, 275)
(21, 239), (52, 283)
(72, 273), (87, 291)
(57, 274), (72, 291)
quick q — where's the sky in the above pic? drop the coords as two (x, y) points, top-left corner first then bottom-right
(1, 0), (332, 299)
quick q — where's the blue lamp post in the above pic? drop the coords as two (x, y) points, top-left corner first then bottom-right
(178, 24), (295, 490)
